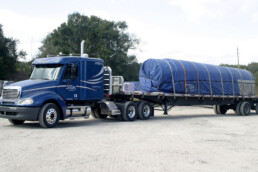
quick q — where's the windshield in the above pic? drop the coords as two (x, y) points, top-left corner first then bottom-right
(30, 65), (62, 80)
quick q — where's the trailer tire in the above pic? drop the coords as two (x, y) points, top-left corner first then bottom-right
(240, 101), (251, 116)
(216, 105), (228, 114)
(213, 105), (219, 114)
(137, 101), (153, 120)
(121, 101), (136, 121)
(255, 103), (258, 114)
(39, 103), (60, 128)
(236, 102), (242, 115)
(8, 119), (25, 125)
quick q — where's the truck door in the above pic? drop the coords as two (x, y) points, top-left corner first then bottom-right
(57, 63), (80, 101)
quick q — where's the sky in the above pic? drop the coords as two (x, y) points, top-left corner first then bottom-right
(1, 0), (258, 65)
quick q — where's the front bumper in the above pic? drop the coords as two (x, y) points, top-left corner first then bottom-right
(0, 106), (40, 121)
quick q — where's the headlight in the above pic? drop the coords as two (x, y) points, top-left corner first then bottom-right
(19, 98), (34, 105)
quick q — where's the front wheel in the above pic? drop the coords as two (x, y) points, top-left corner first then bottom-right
(8, 119), (25, 125)
(39, 103), (60, 128)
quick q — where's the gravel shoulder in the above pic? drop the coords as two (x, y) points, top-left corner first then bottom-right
(1, 106), (258, 172)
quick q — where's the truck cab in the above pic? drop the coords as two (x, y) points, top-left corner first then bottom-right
(0, 56), (107, 127)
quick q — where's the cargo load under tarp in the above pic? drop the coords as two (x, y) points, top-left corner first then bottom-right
(139, 59), (255, 96)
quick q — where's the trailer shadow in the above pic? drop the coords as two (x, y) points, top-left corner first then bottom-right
(152, 113), (237, 121)
(5, 112), (258, 129)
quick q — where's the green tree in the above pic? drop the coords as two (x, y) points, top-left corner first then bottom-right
(0, 24), (29, 81)
(0, 24), (20, 80)
(38, 12), (140, 81)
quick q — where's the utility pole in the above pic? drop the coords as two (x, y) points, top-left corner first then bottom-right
(237, 47), (239, 69)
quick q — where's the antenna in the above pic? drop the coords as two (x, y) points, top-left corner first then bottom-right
(237, 47), (239, 69)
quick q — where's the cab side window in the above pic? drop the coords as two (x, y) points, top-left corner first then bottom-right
(63, 65), (78, 80)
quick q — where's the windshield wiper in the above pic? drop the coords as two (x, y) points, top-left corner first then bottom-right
(41, 78), (51, 80)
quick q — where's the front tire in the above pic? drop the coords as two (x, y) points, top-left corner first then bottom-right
(8, 119), (25, 125)
(39, 103), (60, 128)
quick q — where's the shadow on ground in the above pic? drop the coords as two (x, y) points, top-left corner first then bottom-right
(3, 112), (257, 129)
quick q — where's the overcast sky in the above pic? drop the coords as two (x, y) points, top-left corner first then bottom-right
(1, 0), (258, 65)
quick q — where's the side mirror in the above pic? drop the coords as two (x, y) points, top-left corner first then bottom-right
(71, 64), (77, 80)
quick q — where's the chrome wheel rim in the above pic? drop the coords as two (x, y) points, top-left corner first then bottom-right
(46, 108), (57, 124)
(128, 106), (136, 118)
(143, 105), (150, 117)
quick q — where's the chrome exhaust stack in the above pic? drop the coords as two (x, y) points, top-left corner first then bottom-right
(81, 40), (85, 57)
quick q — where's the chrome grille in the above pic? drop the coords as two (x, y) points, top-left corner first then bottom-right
(2, 89), (18, 100)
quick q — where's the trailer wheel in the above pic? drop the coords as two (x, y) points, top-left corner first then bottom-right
(39, 103), (60, 128)
(121, 101), (136, 121)
(213, 105), (219, 114)
(216, 105), (228, 114)
(137, 101), (153, 120)
(235, 102), (242, 115)
(255, 103), (258, 114)
(8, 119), (25, 125)
(240, 101), (251, 116)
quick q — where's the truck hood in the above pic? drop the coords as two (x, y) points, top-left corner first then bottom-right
(7, 79), (57, 93)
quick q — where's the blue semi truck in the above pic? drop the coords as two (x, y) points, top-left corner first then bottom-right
(0, 41), (258, 128)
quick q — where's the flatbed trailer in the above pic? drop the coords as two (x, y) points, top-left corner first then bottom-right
(111, 91), (258, 116)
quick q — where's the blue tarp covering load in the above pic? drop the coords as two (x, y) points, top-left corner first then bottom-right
(139, 59), (256, 96)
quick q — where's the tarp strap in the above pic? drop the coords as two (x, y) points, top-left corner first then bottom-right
(191, 62), (200, 95)
(224, 67), (235, 97)
(164, 60), (176, 94)
(234, 69), (243, 96)
(215, 66), (224, 97)
(201, 64), (212, 96)
(177, 60), (187, 94)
